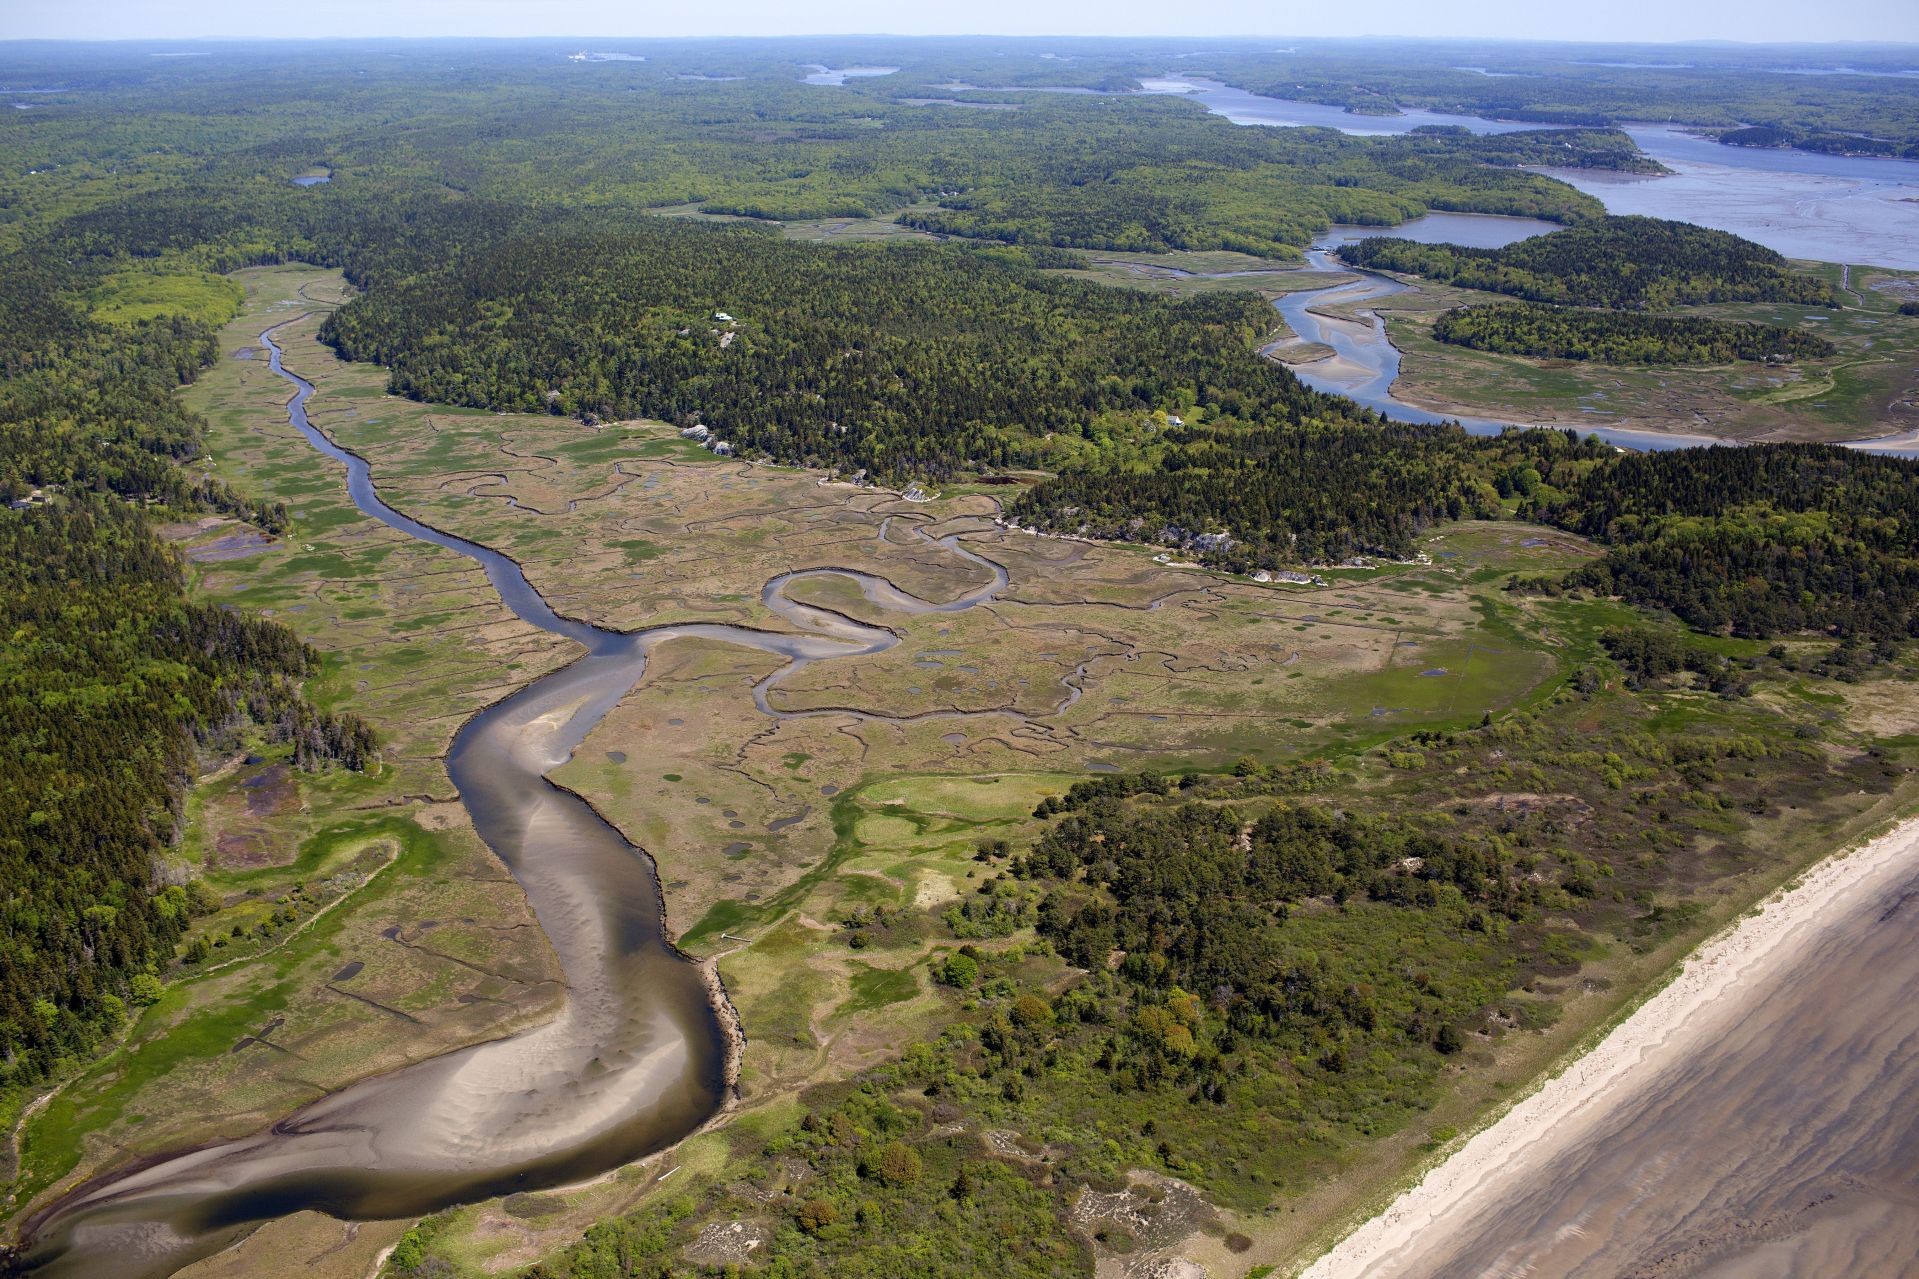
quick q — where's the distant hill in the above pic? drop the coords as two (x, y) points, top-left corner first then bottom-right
(1339, 216), (1840, 309)
(1432, 301), (1835, 365)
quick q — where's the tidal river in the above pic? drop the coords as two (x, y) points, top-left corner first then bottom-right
(1263, 211), (1919, 457)
(12, 318), (1007, 1278)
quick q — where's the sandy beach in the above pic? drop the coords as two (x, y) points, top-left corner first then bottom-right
(1299, 812), (1919, 1279)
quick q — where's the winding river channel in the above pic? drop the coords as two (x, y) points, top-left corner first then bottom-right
(1272, 243), (1716, 453)
(1262, 215), (1919, 458)
(15, 320), (1007, 1278)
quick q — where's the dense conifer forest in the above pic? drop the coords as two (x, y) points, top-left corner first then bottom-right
(1007, 423), (1599, 564)
(0, 219), (370, 1098)
(1431, 301), (1834, 365)
(1526, 445), (1919, 640)
(1339, 216), (1840, 308)
(318, 220), (1367, 481)
(0, 499), (373, 1090)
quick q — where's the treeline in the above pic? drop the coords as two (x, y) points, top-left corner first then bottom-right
(0, 500), (374, 1091)
(1432, 301), (1834, 365)
(888, 123), (1625, 257)
(1527, 444), (1919, 640)
(1339, 216), (1839, 309)
(1016, 418), (1919, 644)
(0, 265), (287, 530)
(0, 237), (372, 1096)
(1010, 423), (1606, 565)
(1719, 125), (1918, 160)
(318, 213), (1371, 483)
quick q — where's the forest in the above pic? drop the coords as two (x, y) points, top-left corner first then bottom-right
(1011, 416), (1919, 642)
(1526, 445), (1919, 640)
(318, 216), (1369, 482)
(1431, 301), (1835, 365)
(1338, 216), (1839, 308)
(1006, 422), (1601, 564)
(0, 498), (373, 1094)
(1716, 124), (1918, 159)
(0, 213), (370, 1101)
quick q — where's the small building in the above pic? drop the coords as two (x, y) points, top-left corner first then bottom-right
(713, 311), (735, 323)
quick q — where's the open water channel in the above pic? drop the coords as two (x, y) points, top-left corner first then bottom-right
(1138, 75), (1919, 270)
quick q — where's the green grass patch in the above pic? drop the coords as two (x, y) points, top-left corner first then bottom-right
(88, 266), (245, 327)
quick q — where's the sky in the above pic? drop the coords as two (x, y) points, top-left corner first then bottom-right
(2, 0), (1916, 45)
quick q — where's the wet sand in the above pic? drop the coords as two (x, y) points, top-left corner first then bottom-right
(1301, 814), (1919, 1279)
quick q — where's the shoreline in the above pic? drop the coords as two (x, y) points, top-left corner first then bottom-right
(1296, 810), (1919, 1278)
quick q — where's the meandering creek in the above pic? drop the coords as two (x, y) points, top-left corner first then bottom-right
(1262, 213), (1919, 457)
(15, 319), (1007, 1278)
(1272, 241), (1718, 453)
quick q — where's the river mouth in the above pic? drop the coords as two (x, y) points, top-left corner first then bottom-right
(12, 317), (1005, 1278)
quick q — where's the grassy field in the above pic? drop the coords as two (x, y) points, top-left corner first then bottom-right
(86, 263), (246, 326)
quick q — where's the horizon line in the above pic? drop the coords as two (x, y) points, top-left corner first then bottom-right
(4, 33), (1919, 49)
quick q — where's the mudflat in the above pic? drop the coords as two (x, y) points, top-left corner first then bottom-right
(1304, 815), (1919, 1279)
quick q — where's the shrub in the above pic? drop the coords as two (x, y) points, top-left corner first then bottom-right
(796, 1197), (839, 1235)
(937, 952), (980, 988)
(1010, 995), (1054, 1027)
(866, 1141), (922, 1187)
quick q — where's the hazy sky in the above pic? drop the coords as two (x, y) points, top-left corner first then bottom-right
(3, 0), (1916, 44)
